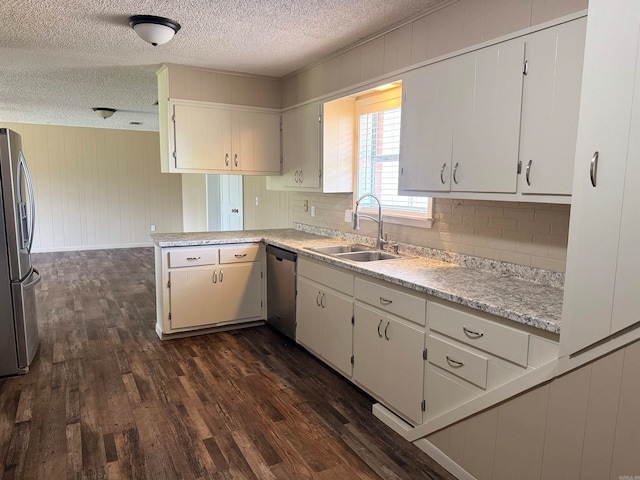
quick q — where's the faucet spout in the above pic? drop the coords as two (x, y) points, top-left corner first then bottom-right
(353, 194), (387, 250)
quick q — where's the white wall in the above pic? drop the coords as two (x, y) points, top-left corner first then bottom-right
(1, 123), (183, 251)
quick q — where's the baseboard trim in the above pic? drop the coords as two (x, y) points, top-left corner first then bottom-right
(414, 438), (477, 480)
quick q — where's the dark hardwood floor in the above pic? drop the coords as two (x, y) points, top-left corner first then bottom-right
(0, 247), (456, 480)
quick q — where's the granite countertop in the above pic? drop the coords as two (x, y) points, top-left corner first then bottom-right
(151, 229), (563, 334)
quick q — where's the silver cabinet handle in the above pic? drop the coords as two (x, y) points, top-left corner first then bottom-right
(213, 270), (218, 283)
(320, 292), (326, 308)
(446, 355), (465, 368)
(440, 163), (447, 185)
(453, 162), (459, 184)
(590, 151), (599, 187)
(377, 319), (383, 338)
(225, 153), (229, 167)
(186, 256), (201, 261)
(379, 297), (392, 305)
(234, 154), (238, 167)
(294, 170), (299, 183)
(299, 169), (304, 184)
(234, 253), (247, 258)
(316, 291), (321, 306)
(384, 322), (390, 341)
(463, 326), (484, 338)
(219, 269), (223, 283)
(525, 159), (533, 186)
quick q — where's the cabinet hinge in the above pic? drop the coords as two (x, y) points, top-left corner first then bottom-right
(261, 300), (263, 308)
(169, 312), (172, 320)
(350, 355), (355, 366)
(400, 167), (404, 175)
(171, 114), (176, 122)
(421, 399), (426, 412)
(167, 280), (171, 288)
(423, 348), (428, 360)
(261, 271), (263, 279)
(172, 151), (177, 160)
(403, 92), (407, 102)
(318, 114), (322, 123)
(517, 160), (522, 174)
(523, 60), (529, 76)
(318, 169), (322, 179)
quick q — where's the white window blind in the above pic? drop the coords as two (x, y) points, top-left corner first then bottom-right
(357, 106), (429, 215)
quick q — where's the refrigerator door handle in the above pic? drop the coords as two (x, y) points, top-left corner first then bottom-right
(18, 152), (36, 253)
(24, 268), (41, 288)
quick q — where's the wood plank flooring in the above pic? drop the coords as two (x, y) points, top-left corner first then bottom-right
(0, 248), (456, 480)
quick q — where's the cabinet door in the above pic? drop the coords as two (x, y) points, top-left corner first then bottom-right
(252, 111), (281, 173)
(353, 303), (384, 396)
(451, 38), (525, 193)
(230, 110), (253, 172)
(380, 317), (426, 425)
(216, 263), (263, 323)
(173, 104), (231, 171)
(399, 60), (454, 193)
(296, 277), (323, 354)
(169, 268), (217, 329)
(519, 18), (587, 195)
(282, 103), (321, 189)
(561, 1), (640, 356)
(319, 289), (353, 377)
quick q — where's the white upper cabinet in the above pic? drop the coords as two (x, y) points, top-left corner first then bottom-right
(400, 36), (526, 196)
(450, 38), (525, 194)
(561, 1), (640, 357)
(171, 102), (281, 175)
(268, 98), (353, 192)
(518, 18), (587, 196)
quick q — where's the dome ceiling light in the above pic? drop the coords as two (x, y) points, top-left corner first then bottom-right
(128, 15), (181, 46)
(92, 107), (117, 119)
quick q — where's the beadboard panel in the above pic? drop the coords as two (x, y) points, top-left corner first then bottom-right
(1, 123), (183, 251)
(281, 0), (588, 107)
(242, 176), (292, 230)
(425, 339), (640, 480)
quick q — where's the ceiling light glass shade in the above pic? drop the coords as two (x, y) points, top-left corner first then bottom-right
(92, 107), (117, 119)
(129, 15), (181, 46)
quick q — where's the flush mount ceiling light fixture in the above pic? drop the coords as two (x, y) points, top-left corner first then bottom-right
(92, 107), (117, 119)
(128, 15), (181, 46)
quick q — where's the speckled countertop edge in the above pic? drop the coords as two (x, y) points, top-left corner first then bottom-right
(151, 229), (563, 335)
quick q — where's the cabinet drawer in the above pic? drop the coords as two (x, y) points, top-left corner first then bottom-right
(428, 335), (488, 389)
(298, 258), (353, 296)
(168, 247), (218, 268)
(354, 278), (426, 326)
(429, 301), (530, 367)
(219, 244), (260, 264)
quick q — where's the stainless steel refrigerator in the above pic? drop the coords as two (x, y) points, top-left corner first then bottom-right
(0, 128), (40, 377)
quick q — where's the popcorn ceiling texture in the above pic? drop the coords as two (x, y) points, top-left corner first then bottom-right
(292, 193), (571, 273)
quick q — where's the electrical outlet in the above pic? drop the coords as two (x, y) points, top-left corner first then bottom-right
(150, 225), (156, 232)
(311, 206), (316, 217)
(344, 209), (353, 222)
(303, 200), (309, 212)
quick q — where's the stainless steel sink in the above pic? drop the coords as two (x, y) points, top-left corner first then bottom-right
(334, 250), (403, 262)
(307, 244), (374, 255)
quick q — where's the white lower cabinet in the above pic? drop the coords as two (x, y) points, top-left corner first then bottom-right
(353, 303), (426, 425)
(155, 244), (265, 337)
(425, 299), (558, 420)
(296, 258), (354, 377)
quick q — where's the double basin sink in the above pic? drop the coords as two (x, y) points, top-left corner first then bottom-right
(306, 243), (409, 262)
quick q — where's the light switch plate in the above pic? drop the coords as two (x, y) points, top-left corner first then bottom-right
(311, 206), (316, 217)
(344, 209), (353, 222)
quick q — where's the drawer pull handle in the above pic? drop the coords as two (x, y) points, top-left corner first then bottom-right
(384, 322), (390, 341)
(446, 355), (465, 368)
(377, 319), (383, 338)
(590, 151), (599, 187)
(219, 269), (223, 283)
(379, 297), (393, 305)
(463, 326), (484, 339)
(187, 256), (201, 261)
(213, 270), (218, 283)
(234, 253), (247, 258)
(320, 292), (326, 309)
(440, 163), (447, 184)
(453, 162), (460, 184)
(316, 292), (322, 307)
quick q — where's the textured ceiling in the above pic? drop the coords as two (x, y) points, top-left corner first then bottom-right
(0, 0), (449, 131)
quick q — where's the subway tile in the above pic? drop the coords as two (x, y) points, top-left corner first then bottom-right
(476, 206), (505, 218)
(474, 247), (503, 261)
(502, 251), (532, 267)
(534, 209), (570, 223)
(504, 207), (535, 221)
(531, 256), (566, 273)
(518, 220), (551, 234)
(488, 217), (518, 231)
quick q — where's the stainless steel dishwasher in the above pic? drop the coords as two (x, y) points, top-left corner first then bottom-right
(266, 245), (297, 340)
